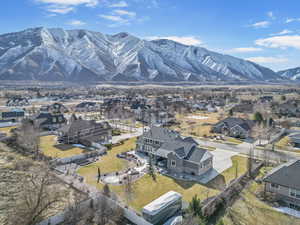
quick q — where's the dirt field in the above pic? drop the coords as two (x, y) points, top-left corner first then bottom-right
(0, 142), (84, 224)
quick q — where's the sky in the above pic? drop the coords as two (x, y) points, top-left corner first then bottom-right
(1, 0), (300, 71)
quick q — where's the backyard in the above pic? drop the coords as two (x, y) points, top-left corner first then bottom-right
(0, 126), (16, 136)
(223, 168), (300, 225)
(77, 137), (249, 212)
(77, 137), (136, 182)
(40, 135), (87, 158)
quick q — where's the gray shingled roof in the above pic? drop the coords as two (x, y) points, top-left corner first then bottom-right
(158, 140), (195, 158)
(143, 126), (180, 141)
(289, 133), (300, 144)
(61, 119), (111, 135)
(263, 160), (300, 190)
(145, 126), (212, 163)
(185, 147), (213, 163)
(215, 117), (255, 131)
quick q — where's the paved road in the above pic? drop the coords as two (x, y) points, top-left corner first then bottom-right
(196, 138), (300, 162)
(111, 126), (144, 144)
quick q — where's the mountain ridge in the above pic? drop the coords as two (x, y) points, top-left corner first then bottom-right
(278, 67), (300, 81)
(0, 27), (287, 83)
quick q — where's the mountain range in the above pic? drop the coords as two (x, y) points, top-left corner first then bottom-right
(277, 67), (300, 81)
(0, 27), (297, 83)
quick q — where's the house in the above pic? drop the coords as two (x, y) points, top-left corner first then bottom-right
(230, 104), (253, 114)
(75, 102), (100, 112)
(274, 100), (300, 118)
(142, 191), (182, 225)
(133, 105), (176, 126)
(0, 109), (25, 122)
(136, 126), (213, 177)
(35, 113), (67, 131)
(40, 102), (69, 114)
(212, 117), (255, 139)
(288, 133), (300, 148)
(259, 96), (273, 103)
(58, 116), (112, 146)
(263, 160), (300, 211)
(6, 97), (29, 107)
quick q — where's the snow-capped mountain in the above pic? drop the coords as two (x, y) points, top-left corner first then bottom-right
(277, 67), (300, 81)
(0, 27), (281, 82)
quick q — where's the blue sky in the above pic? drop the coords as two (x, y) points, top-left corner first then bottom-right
(1, 0), (300, 71)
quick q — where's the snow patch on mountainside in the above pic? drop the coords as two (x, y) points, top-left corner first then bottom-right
(0, 27), (283, 82)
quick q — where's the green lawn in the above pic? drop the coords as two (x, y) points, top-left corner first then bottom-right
(0, 126), (16, 136)
(40, 135), (87, 158)
(78, 141), (249, 212)
(77, 138), (136, 179)
(112, 174), (220, 211)
(226, 137), (243, 145)
(275, 136), (291, 149)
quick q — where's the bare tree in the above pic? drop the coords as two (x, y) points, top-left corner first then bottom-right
(8, 167), (64, 225)
(93, 195), (124, 225)
(14, 119), (40, 156)
(123, 173), (135, 206)
(247, 146), (254, 178)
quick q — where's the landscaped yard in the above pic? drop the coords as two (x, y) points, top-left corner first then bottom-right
(0, 126), (16, 136)
(40, 135), (87, 158)
(77, 137), (136, 180)
(78, 140), (249, 212)
(112, 174), (219, 211)
(275, 136), (291, 149)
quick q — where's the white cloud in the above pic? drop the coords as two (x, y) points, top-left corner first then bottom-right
(246, 56), (288, 64)
(227, 47), (263, 53)
(255, 35), (300, 49)
(113, 9), (136, 18)
(99, 8), (138, 27)
(99, 14), (127, 22)
(67, 19), (86, 26)
(270, 29), (293, 36)
(267, 11), (275, 20)
(36, 0), (98, 7)
(146, 36), (203, 46)
(286, 18), (300, 23)
(249, 21), (270, 28)
(36, 0), (98, 15)
(108, 1), (128, 8)
(46, 5), (75, 14)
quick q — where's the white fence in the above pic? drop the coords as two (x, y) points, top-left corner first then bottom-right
(37, 194), (152, 225)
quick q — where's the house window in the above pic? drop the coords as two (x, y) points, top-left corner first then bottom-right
(271, 183), (280, 189)
(171, 160), (176, 167)
(290, 188), (300, 199)
(289, 203), (300, 211)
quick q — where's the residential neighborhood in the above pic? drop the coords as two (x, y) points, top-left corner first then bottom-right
(0, 85), (300, 225)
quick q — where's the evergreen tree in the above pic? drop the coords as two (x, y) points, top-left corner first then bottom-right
(253, 112), (264, 124)
(148, 155), (156, 181)
(188, 195), (203, 218)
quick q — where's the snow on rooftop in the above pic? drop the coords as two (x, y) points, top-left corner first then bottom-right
(142, 191), (182, 216)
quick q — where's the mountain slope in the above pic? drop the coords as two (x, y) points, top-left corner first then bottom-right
(0, 27), (281, 82)
(278, 67), (300, 81)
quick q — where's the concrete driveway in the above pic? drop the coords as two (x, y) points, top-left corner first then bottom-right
(199, 149), (239, 184)
(210, 149), (239, 174)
